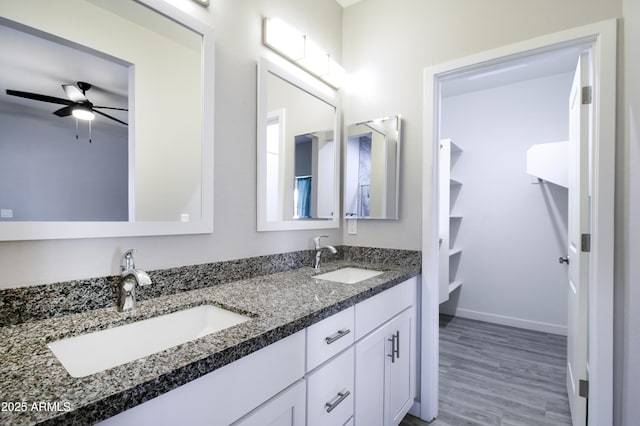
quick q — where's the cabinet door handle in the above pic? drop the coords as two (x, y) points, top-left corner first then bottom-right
(387, 331), (400, 363)
(387, 333), (396, 363)
(325, 389), (350, 413)
(325, 328), (351, 345)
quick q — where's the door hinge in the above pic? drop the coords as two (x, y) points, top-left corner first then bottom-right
(581, 233), (591, 252)
(579, 379), (589, 398)
(582, 86), (593, 105)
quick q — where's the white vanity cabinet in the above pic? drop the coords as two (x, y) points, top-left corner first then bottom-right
(97, 277), (417, 426)
(354, 277), (417, 426)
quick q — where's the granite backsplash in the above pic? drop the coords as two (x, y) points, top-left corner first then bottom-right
(0, 246), (420, 327)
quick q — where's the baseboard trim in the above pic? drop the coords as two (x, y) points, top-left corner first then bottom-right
(443, 307), (567, 336)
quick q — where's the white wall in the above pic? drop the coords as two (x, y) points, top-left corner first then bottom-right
(439, 73), (572, 333)
(0, 0), (343, 288)
(0, 113), (128, 221)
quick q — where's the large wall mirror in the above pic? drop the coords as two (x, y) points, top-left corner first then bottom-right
(0, 0), (214, 240)
(345, 115), (401, 219)
(257, 57), (340, 231)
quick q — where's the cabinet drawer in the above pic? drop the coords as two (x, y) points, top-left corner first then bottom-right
(307, 347), (354, 426)
(306, 306), (354, 371)
(355, 277), (416, 340)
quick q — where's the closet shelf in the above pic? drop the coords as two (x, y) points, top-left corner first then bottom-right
(448, 280), (463, 293)
(439, 138), (464, 303)
(450, 141), (463, 153)
(526, 141), (568, 188)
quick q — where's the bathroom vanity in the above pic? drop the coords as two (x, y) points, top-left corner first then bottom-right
(0, 254), (419, 425)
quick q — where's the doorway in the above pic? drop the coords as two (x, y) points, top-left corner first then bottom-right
(420, 19), (616, 425)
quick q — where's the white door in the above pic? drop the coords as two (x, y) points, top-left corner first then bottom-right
(566, 51), (591, 426)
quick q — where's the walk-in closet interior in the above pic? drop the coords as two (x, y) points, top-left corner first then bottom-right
(437, 47), (583, 336)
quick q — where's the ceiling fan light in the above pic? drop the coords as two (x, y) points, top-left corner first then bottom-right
(72, 106), (95, 121)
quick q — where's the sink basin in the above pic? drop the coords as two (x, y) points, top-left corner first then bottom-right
(48, 305), (250, 378)
(313, 267), (384, 284)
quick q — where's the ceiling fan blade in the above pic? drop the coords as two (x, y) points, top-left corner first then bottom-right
(62, 84), (86, 102)
(6, 89), (73, 106)
(93, 106), (128, 111)
(53, 105), (74, 117)
(93, 109), (128, 126)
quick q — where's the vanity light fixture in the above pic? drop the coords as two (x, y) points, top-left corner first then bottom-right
(263, 17), (346, 89)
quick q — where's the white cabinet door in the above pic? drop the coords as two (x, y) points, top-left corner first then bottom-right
(354, 323), (387, 426)
(386, 308), (414, 426)
(234, 380), (306, 426)
(354, 307), (415, 426)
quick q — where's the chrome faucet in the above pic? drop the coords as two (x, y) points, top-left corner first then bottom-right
(312, 235), (337, 269)
(118, 249), (152, 312)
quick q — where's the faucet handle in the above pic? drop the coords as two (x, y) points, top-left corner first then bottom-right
(314, 235), (329, 249)
(120, 249), (137, 271)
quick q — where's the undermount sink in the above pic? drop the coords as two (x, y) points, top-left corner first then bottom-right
(313, 267), (384, 284)
(48, 305), (251, 378)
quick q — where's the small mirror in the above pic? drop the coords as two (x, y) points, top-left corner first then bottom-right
(257, 58), (340, 231)
(345, 115), (401, 219)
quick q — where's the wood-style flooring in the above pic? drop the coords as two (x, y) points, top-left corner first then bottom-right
(400, 315), (572, 426)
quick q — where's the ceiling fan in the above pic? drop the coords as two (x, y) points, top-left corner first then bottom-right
(5, 81), (128, 125)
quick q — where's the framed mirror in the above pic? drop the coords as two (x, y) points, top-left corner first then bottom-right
(345, 115), (401, 219)
(0, 0), (214, 240)
(257, 57), (340, 231)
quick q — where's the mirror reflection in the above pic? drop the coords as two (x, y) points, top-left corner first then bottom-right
(0, 0), (212, 240)
(258, 58), (340, 231)
(0, 20), (129, 221)
(345, 115), (401, 219)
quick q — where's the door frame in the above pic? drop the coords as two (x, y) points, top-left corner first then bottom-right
(420, 19), (616, 424)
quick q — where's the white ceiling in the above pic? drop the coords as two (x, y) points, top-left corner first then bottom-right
(0, 22), (129, 129)
(440, 46), (585, 97)
(335, 0), (363, 7)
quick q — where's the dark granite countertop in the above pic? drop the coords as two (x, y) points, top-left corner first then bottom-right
(0, 259), (419, 425)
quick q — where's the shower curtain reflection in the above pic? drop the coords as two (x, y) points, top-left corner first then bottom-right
(294, 176), (312, 218)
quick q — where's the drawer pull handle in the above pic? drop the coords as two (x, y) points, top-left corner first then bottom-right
(325, 328), (351, 345)
(325, 389), (351, 413)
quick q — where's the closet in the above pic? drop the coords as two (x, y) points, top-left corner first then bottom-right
(436, 69), (572, 333)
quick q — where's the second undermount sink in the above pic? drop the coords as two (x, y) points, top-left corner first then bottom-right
(48, 305), (251, 378)
(313, 267), (384, 284)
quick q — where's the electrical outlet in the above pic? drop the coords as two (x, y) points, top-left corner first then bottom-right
(1, 208), (13, 219)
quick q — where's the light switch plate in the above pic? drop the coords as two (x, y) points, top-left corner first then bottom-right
(347, 218), (357, 235)
(1, 208), (13, 219)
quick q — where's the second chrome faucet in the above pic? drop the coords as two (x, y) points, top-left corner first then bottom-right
(118, 249), (152, 313)
(312, 235), (337, 269)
